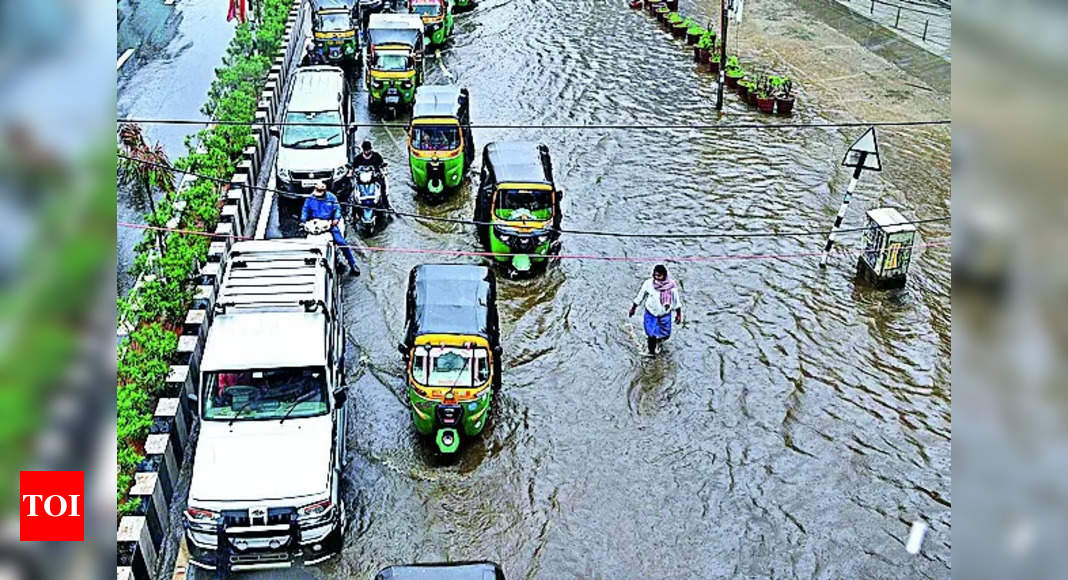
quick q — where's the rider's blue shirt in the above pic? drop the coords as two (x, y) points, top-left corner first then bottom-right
(301, 193), (343, 222)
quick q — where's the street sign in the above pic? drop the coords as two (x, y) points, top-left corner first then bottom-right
(841, 126), (882, 171)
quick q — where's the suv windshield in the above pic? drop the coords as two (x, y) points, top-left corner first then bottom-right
(495, 189), (552, 221)
(373, 53), (410, 71)
(203, 367), (329, 420)
(317, 12), (353, 32)
(282, 111), (343, 148)
(411, 125), (459, 151)
(412, 3), (441, 16)
(411, 347), (490, 387)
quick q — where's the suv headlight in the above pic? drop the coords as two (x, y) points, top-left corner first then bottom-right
(277, 167), (292, 181)
(298, 499), (334, 524)
(185, 507), (221, 531)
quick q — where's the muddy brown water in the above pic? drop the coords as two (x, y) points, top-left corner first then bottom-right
(203, 0), (951, 577)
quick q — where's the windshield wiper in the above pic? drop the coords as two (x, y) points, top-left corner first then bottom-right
(227, 396), (261, 427)
(443, 352), (472, 403)
(286, 134), (341, 148)
(279, 390), (322, 424)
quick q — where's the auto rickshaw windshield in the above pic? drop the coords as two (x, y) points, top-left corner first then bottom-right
(317, 12), (354, 31)
(411, 346), (490, 387)
(203, 367), (329, 421)
(412, 125), (460, 151)
(373, 53), (411, 71)
(412, 3), (442, 16)
(495, 189), (553, 220)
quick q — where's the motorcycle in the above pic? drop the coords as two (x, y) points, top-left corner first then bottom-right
(352, 164), (390, 237)
(302, 218), (347, 267)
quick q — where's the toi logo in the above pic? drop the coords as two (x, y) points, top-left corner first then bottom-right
(20, 471), (84, 541)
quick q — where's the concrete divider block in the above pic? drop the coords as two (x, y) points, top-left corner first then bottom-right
(243, 144), (260, 176)
(118, 566), (135, 580)
(166, 365), (191, 400)
(226, 188), (250, 233)
(155, 397), (189, 457)
(208, 241), (228, 264)
(144, 434), (178, 501)
(117, 516), (156, 580)
(183, 308), (206, 337)
(253, 111), (269, 153)
(130, 472), (166, 550)
(193, 284), (215, 311)
(199, 262), (221, 290)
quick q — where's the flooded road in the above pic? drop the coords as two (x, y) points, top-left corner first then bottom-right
(251, 0), (951, 577)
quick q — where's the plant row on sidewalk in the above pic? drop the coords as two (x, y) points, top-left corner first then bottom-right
(115, 0), (291, 517)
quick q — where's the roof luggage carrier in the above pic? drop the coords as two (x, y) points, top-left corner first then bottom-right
(214, 242), (333, 316)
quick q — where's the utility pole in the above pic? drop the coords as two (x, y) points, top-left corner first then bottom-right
(716, 0), (729, 110)
(820, 127), (882, 267)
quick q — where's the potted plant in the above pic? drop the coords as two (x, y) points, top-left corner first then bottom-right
(756, 76), (776, 113)
(708, 49), (721, 74)
(774, 77), (795, 115)
(724, 56), (744, 88)
(737, 77), (755, 102)
(695, 31), (714, 63)
(670, 14), (689, 39)
(685, 21), (705, 45)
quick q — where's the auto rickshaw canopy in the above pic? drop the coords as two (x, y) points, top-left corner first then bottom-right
(412, 85), (465, 120)
(407, 264), (497, 342)
(484, 141), (552, 186)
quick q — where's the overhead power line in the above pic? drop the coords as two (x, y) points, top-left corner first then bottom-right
(119, 152), (952, 241)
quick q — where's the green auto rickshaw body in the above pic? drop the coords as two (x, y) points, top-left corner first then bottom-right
(365, 13), (425, 109)
(474, 142), (562, 274)
(408, 85), (473, 195)
(400, 264), (502, 454)
(310, 0), (361, 70)
(410, 0), (454, 47)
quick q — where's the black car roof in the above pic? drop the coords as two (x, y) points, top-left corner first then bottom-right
(484, 141), (550, 185)
(410, 264), (495, 340)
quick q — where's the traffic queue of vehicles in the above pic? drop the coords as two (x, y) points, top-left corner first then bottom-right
(184, 0), (559, 573)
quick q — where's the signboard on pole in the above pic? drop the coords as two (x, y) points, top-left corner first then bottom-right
(841, 126), (882, 171)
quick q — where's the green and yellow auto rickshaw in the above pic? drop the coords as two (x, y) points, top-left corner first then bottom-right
(365, 13), (425, 112)
(309, 0), (360, 72)
(474, 142), (563, 275)
(410, 0), (454, 47)
(398, 264), (501, 454)
(407, 85), (473, 197)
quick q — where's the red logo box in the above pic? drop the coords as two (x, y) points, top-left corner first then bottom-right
(20, 471), (84, 541)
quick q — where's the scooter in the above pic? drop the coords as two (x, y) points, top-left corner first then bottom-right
(302, 218), (347, 268)
(352, 164), (391, 237)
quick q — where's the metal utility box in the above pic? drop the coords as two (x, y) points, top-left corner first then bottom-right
(857, 207), (916, 289)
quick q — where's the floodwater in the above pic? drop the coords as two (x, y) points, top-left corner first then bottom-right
(212, 0), (952, 576)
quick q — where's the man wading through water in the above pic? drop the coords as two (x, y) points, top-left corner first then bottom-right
(629, 264), (683, 355)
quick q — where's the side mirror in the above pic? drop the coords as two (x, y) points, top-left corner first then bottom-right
(557, 189), (564, 199)
(397, 342), (408, 356)
(333, 387), (348, 407)
(269, 125), (280, 137)
(347, 125), (357, 136)
(186, 391), (199, 406)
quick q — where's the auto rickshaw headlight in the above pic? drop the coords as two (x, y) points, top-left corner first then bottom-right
(402, 80), (413, 89)
(535, 234), (550, 245)
(496, 231), (512, 243)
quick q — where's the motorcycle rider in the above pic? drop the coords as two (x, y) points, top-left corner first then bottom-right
(351, 140), (391, 211)
(301, 182), (361, 276)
